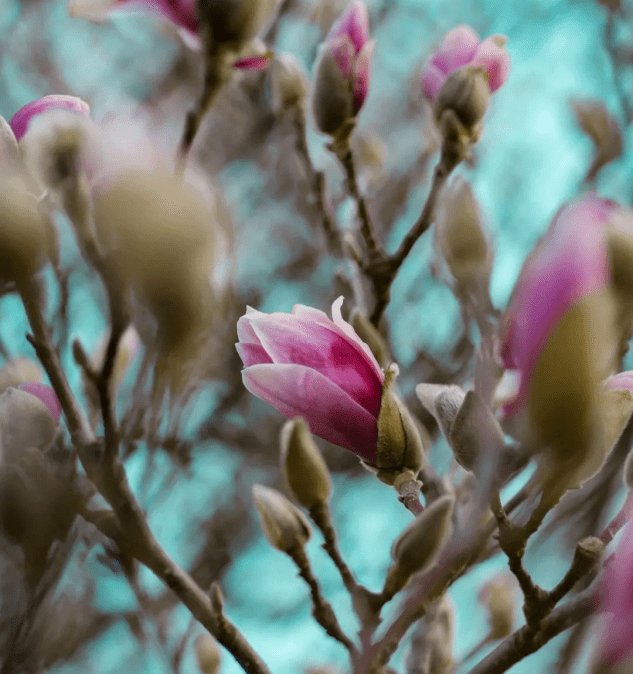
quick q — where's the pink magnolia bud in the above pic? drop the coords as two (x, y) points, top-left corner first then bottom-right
(19, 382), (62, 425)
(9, 95), (90, 143)
(237, 297), (384, 463)
(499, 194), (614, 417)
(422, 25), (510, 101)
(606, 371), (633, 392)
(311, 0), (373, 134)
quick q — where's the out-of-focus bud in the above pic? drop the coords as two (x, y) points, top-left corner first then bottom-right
(349, 307), (389, 368)
(435, 177), (491, 286)
(0, 177), (48, 283)
(435, 66), (490, 135)
(367, 364), (425, 485)
(384, 495), (454, 595)
(416, 383), (465, 440)
(252, 484), (312, 553)
(281, 417), (332, 509)
(572, 99), (623, 182)
(311, 1), (373, 138)
(0, 386), (60, 463)
(478, 573), (516, 639)
(93, 170), (215, 391)
(406, 595), (454, 674)
(0, 358), (43, 395)
(20, 109), (96, 194)
(269, 53), (308, 115)
(194, 634), (221, 674)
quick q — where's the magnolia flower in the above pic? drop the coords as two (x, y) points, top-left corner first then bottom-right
(9, 95), (90, 143)
(421, 25), (510, 101)
(311, 0), (373, 135)
(236, 297), (384, 463)
(19, 382), (62, 425)
(499, 194), (614, 417)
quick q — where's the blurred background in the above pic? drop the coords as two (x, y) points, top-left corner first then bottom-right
(1, 0), (633, 671)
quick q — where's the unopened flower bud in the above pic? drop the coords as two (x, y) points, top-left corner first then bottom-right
(194, 634), (221, 674)
(0, 176), (47, 283)
(435, 66), (490, 132)
(449, 390), (505, 472)
(406, 595), (454, 674)
(311, 46), (354, 136)
(385, 495), (454, 595)
(367, 364), (425, 485)
(0, 386), (60, 463)
(19, 382), (62, 424)
(281, 417), (332, 509)
(349, 307), (389, 368)
(252, 484), (311, 553)
(270, 53), (308, 115)
(478, 573), (516, 639)
(436, 177), (490, 285)
(0, 358), (43, 395)
(416, 383), (465, 441)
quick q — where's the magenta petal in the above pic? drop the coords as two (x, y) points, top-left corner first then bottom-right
(327, 0), (369, 54)
(19, 382), (62, 424)
(421, 62), (447, 100)
(236, 342), (273, 368)
(470, 37), (511, 92)
(250, 314), (383, 416)
(430, 25), (479, 74)
(10, 95), (90, 142)
(234, 54), (272, 71)
(243, 363), (378, 462)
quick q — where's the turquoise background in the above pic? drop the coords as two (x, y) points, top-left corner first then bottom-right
(1, 0), (631, 671)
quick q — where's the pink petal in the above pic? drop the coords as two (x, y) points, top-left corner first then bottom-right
(10, 95), (90, 142)
(19, 382), (62, 424)
(501, 195), (612, 414)
(237, 308), (267, 344)
(328, 34), (356, 80)
(430, 25), (479, 75)
(236, 342), (273, 368)
(352, 40), (373, 113)
(470, 36), (511, 93)
(242, 363), (378, 462)
(606, 371), (633, 392)
(421, 62), (447, 101)
(234, 54), (272, 71)
(249, 313), (383, 417)
(326, 0), (369, 54)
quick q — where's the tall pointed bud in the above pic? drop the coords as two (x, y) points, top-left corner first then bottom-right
(281, 417), (332, 509)
(252, 485), (312, 553)
(383, 495), (454, 597)
(269, 53), (308, 115)
(194, 634), (221, 674)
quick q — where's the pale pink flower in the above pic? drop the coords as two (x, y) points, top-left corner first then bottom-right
(499, 194), (614, 416)
(19, 382), (62, 424)
(597, 520), (633, 666)
(9, 95), (90, 142)
(325, 0), (373, 113)
(422, 25), (511, 101)
(237, 297), (384, 462)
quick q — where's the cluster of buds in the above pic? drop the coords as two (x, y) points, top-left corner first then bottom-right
(237, 297), (424, 485)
